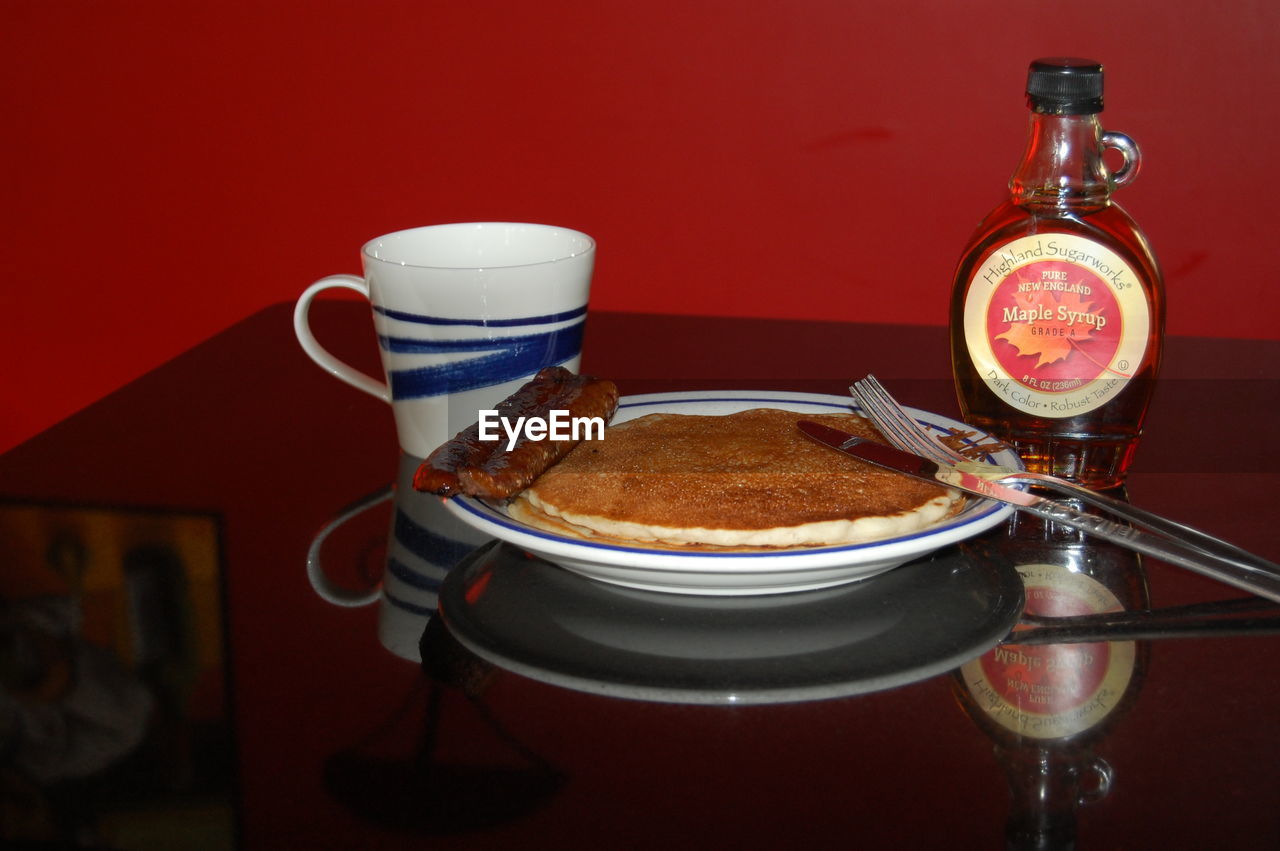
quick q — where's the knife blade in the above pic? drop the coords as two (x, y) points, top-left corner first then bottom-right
(796, 421), (1041, 507)
(796, 420), (1280, 604)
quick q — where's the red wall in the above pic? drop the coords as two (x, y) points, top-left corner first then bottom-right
(5, 1), (1279, 454)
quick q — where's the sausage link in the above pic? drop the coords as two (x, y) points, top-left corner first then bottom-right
(412, 367), (615, 497)
(411, 418), (494, 496)
(413, 366), (579, 495)
(457, 375), (619, 498)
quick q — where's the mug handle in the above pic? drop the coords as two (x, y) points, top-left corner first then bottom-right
(306, 485), (395, 607)
(293, 274), (392, 402)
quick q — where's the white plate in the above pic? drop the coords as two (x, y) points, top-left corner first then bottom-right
(437, 540), (1025, 704)
(444, 390), (1022, 595)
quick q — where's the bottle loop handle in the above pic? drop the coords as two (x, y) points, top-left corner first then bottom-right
(1077, 756), (1114, 806)
(1102, 131), (1141, 189)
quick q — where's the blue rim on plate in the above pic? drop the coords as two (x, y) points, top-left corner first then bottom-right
(444, 390), (1023, 595)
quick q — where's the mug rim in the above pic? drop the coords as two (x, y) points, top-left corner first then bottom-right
(361, 222), (595, 271)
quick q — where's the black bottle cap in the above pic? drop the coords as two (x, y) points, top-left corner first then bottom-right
(1026, 57), (1104, 115)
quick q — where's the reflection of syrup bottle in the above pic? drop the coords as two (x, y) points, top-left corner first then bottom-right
(955, 498), (1150, 849)
(950, 58), (1165, 489)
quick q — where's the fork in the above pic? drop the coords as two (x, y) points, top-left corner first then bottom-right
(849, 374), (1277, 571)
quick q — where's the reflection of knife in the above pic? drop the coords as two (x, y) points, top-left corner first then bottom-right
(796, 420), (1280, 605)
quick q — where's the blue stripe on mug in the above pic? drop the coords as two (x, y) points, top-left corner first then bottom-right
(386, 555), (445, 593)
(378, 320), (584, 355)
(382, 571), (439, 616)
(388, 321), (584, 400)
(373, 305), (587, 327)
(393, 509), (476, 569)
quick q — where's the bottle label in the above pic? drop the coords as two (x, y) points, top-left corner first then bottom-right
(962, 234), (1150, 418)
(959, 563), (1137, 740)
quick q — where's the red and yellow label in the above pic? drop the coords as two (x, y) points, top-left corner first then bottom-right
(959, 563), (1136, 740)
(962, 234), (1150, 418)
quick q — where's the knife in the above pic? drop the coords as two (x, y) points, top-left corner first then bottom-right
(796, 420), (1280, 605)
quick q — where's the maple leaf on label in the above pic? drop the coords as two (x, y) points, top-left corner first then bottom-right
(996, 288), (1099, 368)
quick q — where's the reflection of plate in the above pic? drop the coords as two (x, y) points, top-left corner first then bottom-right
(438, 540), (1025, 704)
(445, 390), (1021, 595)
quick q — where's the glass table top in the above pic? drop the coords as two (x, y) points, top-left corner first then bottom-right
(2, 303), (1277, 848)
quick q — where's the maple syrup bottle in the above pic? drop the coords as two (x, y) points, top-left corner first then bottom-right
(954, 501), (1150, 848)
(950, 58), (1165, 489)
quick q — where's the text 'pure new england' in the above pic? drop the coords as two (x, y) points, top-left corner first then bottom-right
(477, 409), (606, 451)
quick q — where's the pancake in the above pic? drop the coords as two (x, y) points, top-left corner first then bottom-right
(508, 408), (962, 550)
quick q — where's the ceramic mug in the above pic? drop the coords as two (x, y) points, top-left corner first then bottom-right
(306, 453), (489, 662)
(294, 222), (595, 458)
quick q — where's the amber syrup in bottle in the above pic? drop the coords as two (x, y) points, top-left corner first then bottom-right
(950, 58), (1165, 489)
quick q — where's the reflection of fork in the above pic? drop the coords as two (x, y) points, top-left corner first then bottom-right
(848, 374), (1280, 579)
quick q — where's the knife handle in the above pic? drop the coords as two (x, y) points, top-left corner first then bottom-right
(1003, 471), (1271, 570)
(1023, 500), (1280, 605)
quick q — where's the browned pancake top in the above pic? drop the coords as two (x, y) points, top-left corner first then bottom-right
(523, 408), (951, 531)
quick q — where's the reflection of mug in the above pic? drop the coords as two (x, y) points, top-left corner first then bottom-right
(294, 222), (595, 458)
(307, 454), (489, 662)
